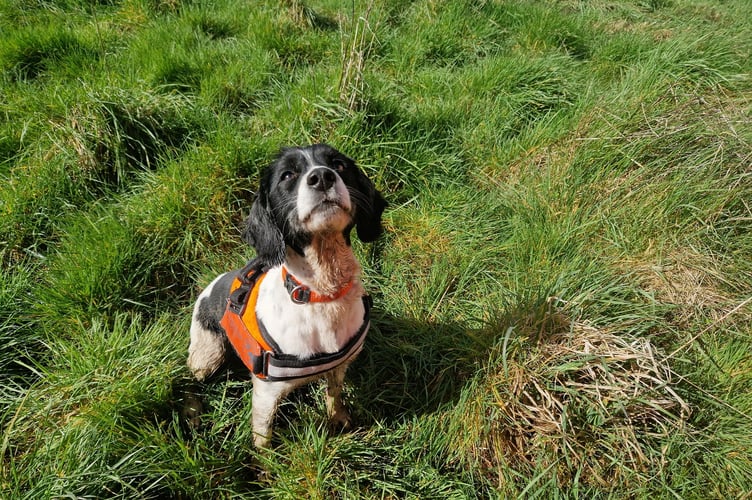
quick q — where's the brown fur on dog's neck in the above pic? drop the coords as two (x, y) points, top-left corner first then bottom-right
(284, 233), (361, 296)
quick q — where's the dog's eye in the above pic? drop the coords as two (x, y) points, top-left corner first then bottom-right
(280, 171), (295, 182)
(332, 160), (346, 172)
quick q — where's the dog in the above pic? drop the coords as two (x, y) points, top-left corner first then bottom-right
(187, 144), (386, 448)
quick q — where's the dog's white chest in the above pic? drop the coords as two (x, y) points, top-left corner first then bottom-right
(254, 267), (366, 358)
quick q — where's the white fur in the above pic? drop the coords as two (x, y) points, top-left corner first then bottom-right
(187, 274), (227, 382)
(255, 266), (365, 358)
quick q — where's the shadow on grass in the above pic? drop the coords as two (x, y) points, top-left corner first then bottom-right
(347, 310), (489, 426)
(170, 307), (490, 438)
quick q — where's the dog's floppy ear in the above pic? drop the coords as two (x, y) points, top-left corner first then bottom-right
(353, 171), (387, 243)
(242, 190), (285, 266)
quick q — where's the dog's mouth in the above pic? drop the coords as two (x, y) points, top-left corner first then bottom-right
(320, 198), (346, 209)
(316, 191), (352, 210)
(300, 197), (350, 224)
(311, 199), (347, 216)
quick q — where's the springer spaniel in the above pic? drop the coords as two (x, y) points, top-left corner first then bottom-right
(187, 144), (386, 448)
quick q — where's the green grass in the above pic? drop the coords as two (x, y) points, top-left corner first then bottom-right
(1, 0), (751, 497)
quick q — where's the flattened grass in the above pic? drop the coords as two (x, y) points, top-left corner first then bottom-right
(1, 0), (751, 497)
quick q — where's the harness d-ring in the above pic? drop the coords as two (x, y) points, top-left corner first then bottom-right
(289, 285), (310, 304)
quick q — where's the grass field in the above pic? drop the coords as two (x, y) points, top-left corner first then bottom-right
(1, 0), (751, 497)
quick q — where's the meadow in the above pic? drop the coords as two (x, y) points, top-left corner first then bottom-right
(1, 0), (751, 497)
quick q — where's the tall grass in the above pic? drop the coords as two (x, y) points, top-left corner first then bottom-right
(1, 0), (751, 497)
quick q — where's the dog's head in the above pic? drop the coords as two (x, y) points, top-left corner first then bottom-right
(243, 144), (386, 266)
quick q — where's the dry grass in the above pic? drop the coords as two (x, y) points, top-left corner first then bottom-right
(338, 1), (378, 113)
(631, 250), (736, 324)
(465, 304), (691, 488)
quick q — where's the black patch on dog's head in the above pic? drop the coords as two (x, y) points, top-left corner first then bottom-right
(242, 144), (386, 265)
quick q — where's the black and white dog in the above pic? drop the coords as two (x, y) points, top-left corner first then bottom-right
(187, 144), (386, 448)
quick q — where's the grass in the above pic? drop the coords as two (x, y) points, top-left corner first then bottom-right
(1, 0), (751, 497)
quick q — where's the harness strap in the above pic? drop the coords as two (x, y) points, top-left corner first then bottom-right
(220, 263), (370, 382)
(259, 296), (370, 381)
(220, 262), (274, 375)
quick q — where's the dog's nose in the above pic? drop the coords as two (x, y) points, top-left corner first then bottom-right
(307, 167), (337, 192)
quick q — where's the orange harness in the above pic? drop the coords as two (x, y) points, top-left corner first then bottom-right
(219, 261), (370, 382)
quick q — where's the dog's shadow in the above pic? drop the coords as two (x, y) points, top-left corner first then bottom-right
(345, 308), (490, 426)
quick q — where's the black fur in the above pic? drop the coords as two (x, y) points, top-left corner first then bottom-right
(242, 184), (288, 266)
(195, 271), (237, 334)
(242, 144), (386, 265)
(352, 169), (387, 243)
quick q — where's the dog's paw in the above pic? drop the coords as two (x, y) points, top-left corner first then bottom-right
(254, 433), (272, 449)
(327, 408), (352, 434)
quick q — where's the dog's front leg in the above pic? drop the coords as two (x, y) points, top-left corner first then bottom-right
(251, 378), (292, 448)
(325, 364), (351, 431)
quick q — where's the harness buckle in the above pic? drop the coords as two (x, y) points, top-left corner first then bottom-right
(252, 350), (271, 377)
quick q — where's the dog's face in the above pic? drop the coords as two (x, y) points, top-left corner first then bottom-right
(243, 144), (386, 265)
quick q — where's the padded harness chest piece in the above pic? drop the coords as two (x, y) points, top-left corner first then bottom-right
(219, 261), (370, 382)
